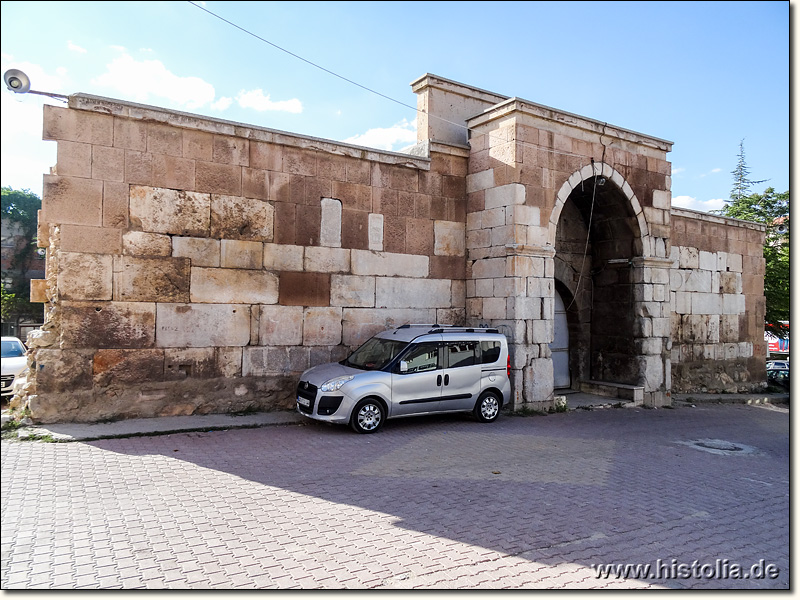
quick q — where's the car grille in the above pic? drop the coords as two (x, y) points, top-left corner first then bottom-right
(1, 375), (14, 389)
(297, 381), (317, 400)
(296, 381), (317, 414)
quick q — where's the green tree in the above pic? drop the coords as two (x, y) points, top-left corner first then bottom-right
(718, 182), (789, 337)
(730, 139), (767, 201)
(1, 187), (44, 329)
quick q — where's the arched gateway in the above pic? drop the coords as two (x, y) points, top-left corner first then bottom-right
(459, 88), (674, 409)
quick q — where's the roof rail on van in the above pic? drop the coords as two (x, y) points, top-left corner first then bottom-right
(396, 324), (502, 335)
(427, 326), (501, 334)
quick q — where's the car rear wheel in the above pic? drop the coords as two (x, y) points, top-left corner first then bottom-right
(474, 391), (501, 423)
(350, 398), (385, 434)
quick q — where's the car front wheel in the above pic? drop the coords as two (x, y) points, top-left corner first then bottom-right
(350, 398), (385, 434)
(474, 391), (501, 423)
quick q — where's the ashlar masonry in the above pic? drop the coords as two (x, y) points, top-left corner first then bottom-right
(15, 74), (766, 423)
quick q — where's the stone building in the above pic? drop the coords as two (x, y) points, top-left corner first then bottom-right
(18, 74), (766, 423)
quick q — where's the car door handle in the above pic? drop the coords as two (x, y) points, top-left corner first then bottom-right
(437, 374), (442, 386)
(444, 374), (450, 386)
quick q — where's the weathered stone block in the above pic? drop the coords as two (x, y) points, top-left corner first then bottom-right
(172, 236), (220, 267)
(113, 256), (191, 302)
(164, 348), (218, 380)
(213, 135), (249, 166)
(485, 183), (525, 209)
(156, 303), (251, 347)
(304, 246), (350, 273)
(368, 213), (384, 251)
(130, 186), (210, 236)
(375, 278), (451, 309)
(524, 358), (553, 402)
(58, 252), (113, 301)
(723, 293), (746, 314)
(57, 140), (92, 178)
(30, 279), (47, 303)
(303, 307), (342, 346)
(471, 257), (506, 280)
(258, 305), (304, 346)
(92, 145), (126, 182)
(679, 246), (699, 269)
(43, 104), (113, 145)
(123, 231), (171, 256)
(342, 209), (369, 250)
(278, 272), (330, 306)
(220, 239), (263, 270)
(320, 198), (343, 248)
(434, 221), (465, 256)
(60, 224), (123, 255)
(330, 275), (376, 308)
(61, 301), (156, 349)
(43, 175), (103, 227)
(210, 194), (274, 242)
(691, 293), (721, 315)
(216, 347), (243, 377)
(482, 297), (507, 320)
(263, 243), (303, 271)
(34, 348), (93, 393)
(191, 267), (278, 304)
(93, 349), (164, 385)
(103, 181), (130, 229)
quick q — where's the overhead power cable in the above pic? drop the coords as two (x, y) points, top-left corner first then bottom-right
(187, 1), (612, 164)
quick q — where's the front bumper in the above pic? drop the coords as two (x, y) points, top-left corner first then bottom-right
(296, 380), (353, 424)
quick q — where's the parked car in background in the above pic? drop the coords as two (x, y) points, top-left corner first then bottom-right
(767, 367), (789, 391)
(296, 325), (511, 433)
(1, 337), (28, 398)
(766, 360), (789, 370)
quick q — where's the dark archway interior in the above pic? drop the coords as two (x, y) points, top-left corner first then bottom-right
(556, 176), (642, 385)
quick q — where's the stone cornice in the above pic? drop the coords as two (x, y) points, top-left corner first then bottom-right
(68, 94), (432, 170)
(468, 98), (673, 152)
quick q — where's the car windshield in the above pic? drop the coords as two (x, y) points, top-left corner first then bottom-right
(1, 340), (25, 358)
(342, 337), (408, 371)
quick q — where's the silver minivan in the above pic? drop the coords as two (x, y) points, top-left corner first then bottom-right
(296, 325), (511, 433)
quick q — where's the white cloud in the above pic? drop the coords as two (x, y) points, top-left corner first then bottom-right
(710, 168), (722, 173)
(91, 53), (216, 110)
(671, 195), (726, 213)
(211, 96), (233, 111)
(671, 167), (685, 176)
(236, 89), (302, 113)
(67, 41), (87, 54)
(343, 119), (417, 151)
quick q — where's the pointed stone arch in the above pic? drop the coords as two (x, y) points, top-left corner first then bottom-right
(547, 162), (650, 254)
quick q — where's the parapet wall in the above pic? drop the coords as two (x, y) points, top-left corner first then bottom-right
(26, 96), (467, 422)
(669, 208), (767, 392)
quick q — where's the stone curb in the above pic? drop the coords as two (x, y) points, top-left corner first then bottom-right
(9, 410), (305, 442)
(672, 393), (789, 406)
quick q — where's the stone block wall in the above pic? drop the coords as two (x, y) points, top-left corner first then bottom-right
(17, 77), (769, 423)
(669, 208), (767, 392)
(26, 97), (467, 422)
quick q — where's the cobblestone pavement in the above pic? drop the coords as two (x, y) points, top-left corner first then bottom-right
(1, 402), (790, 589)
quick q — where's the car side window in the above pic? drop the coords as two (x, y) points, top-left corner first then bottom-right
(480, 341), (501, 364)
(447, 341), (478, 369)
(399, 343), (440, 374)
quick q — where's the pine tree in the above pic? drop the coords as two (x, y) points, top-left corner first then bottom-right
(729, 139), (767, 201)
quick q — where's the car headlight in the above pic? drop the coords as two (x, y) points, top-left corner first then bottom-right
(320, 376), (354, 392)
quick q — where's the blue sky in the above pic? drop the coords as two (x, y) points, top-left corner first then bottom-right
(1, 1), (790, 213)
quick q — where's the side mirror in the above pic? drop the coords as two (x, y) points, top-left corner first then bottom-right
(399, 361), (409, 373)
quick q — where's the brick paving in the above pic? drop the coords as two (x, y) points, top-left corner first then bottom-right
(1, 402), (789, 589)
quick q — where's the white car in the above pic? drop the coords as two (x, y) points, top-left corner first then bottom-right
(1, 337), (28, 398)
